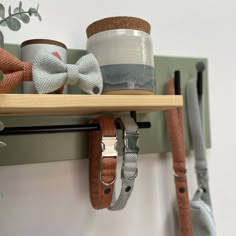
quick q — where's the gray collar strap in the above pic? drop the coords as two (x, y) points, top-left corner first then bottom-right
(186, 79), (212, 207)
(108, 115), (139, 211)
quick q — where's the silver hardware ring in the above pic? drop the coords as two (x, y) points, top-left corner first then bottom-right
(99, 172), (116, 186)
(173, 168), (187, 178)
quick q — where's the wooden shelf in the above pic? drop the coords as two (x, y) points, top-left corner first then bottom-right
(0, 94), (183, 116)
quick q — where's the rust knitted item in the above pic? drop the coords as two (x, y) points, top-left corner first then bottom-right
(0, 48), (32, 93)
(165, 79), (193, 236)
(89, 116), (117, 209)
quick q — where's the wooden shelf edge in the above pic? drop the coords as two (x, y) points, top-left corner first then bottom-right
(0, 94), (183, 116)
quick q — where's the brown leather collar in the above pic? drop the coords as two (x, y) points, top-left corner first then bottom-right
(89, 116), (117, 209)
(165, 79), (193, 236)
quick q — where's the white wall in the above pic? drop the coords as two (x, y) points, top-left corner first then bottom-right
(1, 0), (236, 235)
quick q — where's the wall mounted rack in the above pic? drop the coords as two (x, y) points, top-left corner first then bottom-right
(0, 44), (211, 166)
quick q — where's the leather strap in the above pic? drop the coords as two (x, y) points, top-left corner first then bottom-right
(89, 116), (117, 209)
(187, 79), (212, 207)
(165, 79), (193, 236)
(108, 115), (139, 211)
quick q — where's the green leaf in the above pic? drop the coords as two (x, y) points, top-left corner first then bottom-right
(28, 7), (36, 16)
(0, 21), (7, 26)
(13, 8), (30, 24)
(0, 31), (3, 48)
(19, 1), (22, 10)
(18, 13), (30, 23)
(6, 17), (21, 31)
(13, 7), (20, 14)
(8, 6), (12, 16)
(0, 71), (4, 81)
(28, 8), (32, 16)
(37, 12), (42, 21)
(0, 4), (5, 19)
(14, 6), (24, 15)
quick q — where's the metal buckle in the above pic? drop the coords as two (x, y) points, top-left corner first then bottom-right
(101, 136), (117, 157)
(124, 132), (139, 153)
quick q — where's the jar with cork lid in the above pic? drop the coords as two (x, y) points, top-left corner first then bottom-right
(86, 16), (156, 95)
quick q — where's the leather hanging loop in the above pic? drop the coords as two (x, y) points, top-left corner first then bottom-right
(88, 116), (117, 209)
(165, 78), (193, 236)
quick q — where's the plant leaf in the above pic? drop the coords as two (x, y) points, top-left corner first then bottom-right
(8, 6), (12, 16)
(31, 8), (37, 15)
(19, 1), (22, 11)
(0, 31), (4, 48)
(0, 21), (7, 26)
(37, 12), (42, 21)
(6, 17), (21, 31)
(0, 4), (5, 19)
(13, 7), (20, 14)
(13, 8), (30, 24)
(0, 71), (4, 81)
(28, 7), (36, 16)
(14, 5), (23, 15)
(18, 13), (30, 23)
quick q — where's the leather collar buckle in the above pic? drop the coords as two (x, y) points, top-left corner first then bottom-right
(124, 132), (139, 153)
(101, 136), (118, 157)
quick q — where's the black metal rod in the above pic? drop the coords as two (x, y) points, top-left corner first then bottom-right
(130, 111), (137, 122)
(0, 122), (151, 136)
(196, 61), (205, 97)
(197, 71), (203, 96)
(174, 70), (181, 95)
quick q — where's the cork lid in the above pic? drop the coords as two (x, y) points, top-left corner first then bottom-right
(21, 39), (67, 49)
(86, 16), (151, 38)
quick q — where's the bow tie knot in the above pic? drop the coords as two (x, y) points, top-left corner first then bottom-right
(66, 64), (82, 85)
(33, 49), (103, 94)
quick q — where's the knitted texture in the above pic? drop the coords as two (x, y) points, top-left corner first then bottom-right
(0, 48), (32, 93)
(32, 49), (103, 94)
(89, 116), (117, 209)
(165, 79), (193, 236)
(49, 51), (64, 94)
(108, 115), (139, 211)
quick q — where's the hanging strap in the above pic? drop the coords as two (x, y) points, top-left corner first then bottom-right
(108, 115), (139, 210)
(165, 79), (193, 236)
(186, 79), (211, 207)
(89, 116), (117, 209)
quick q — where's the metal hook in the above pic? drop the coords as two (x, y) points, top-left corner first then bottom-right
(0, 121), (7, 148)
(174, 70), (181, 95)
(196, 61), (205, 97)
(0, 121), (4, 131)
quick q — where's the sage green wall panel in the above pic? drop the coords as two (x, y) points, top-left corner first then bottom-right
(0, 44), (211, 166)
(138, 56), (211, 153)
